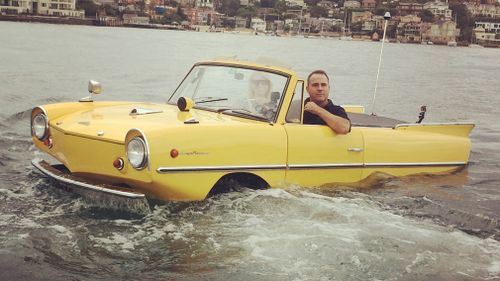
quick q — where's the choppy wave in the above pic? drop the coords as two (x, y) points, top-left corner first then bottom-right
(3, 182), (499, 280)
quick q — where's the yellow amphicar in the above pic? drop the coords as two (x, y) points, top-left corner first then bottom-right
(31, 60), (474, 205)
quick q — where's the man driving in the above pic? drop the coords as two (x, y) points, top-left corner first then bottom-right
(304, 70), (351, 135)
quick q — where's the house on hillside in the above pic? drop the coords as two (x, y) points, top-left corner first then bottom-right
(466, 4), (500, 19)
(397, 2), (424, 16)
(397, 22), (422, 43)
(362, 0), (376, 9)
(318, 0), (335, 8)
(122, 13), (150, 25)
(251, 17), (266, 32)
(343, 0), (361, 9)
(423, 1), (452, 20)
(0, 0), (84, 17)
(351, 11), (372, 23)
(196, 0), (213, 8)
(421, 20), (459, 44)
(473, 21), (500, 46)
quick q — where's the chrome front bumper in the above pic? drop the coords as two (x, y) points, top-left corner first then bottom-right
(31, 159), (152, 215)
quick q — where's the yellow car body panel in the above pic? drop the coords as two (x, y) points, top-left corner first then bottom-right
(30, 60), (475, 202)
(284, 124), (365, 186)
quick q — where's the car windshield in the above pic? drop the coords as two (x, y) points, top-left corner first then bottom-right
(168, 65), (289, 122)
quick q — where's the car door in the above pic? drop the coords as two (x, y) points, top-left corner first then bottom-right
(283, 80), (364, 187)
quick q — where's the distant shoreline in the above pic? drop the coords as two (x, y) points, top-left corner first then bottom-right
(2, 14), (498, 48)
(0, 14), (188, 30)
(0, 14), (94, 26)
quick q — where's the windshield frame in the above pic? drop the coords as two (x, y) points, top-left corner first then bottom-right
(167, 62), (292, 123)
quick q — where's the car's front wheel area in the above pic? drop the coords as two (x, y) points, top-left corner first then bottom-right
(207, 173), (269, 198)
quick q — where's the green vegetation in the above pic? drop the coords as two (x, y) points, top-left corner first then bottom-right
(260, 0), (278, 8)
(221, 0), (241, 17)
(419, 9), (434, 23)
(150, 7), (187, 24)
(450, 3), (474, 42)
(76, 0), (97, 17)
(310, 6), (328, 18)
(237, 5), (258, 18)
(374, 7), (398, 17)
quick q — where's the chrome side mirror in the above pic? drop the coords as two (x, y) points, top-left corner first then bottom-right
(88, 80), (102, 95)
(80, 80), (102, 102)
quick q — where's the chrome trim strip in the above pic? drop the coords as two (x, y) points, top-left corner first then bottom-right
(395, 122), (475, 129)
(31, 158), (145, 199)
(50, 126), (124, 145)
(129, 108), (163, 116)
(288, 163), (364, 170)
(365, 162), (467, 168)
(156, 161), (466, 173)
(157, 164), (287, 173)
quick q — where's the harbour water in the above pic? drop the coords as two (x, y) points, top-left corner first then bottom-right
(1, 21), (499, 280)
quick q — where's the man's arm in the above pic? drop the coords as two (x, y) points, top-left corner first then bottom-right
(304, 102), (351, 134)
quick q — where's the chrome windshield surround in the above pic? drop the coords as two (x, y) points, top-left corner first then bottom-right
(166, 63), (291, 124)
(156, 162), (467, 173)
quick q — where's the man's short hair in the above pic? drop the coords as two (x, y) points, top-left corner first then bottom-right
(307, 70), (330, 84)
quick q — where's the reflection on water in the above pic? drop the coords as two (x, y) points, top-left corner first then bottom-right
(1, 21), (500, 280)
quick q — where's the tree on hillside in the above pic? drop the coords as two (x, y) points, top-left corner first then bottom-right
(305, 0), (321, 6)
(166, 0), (179, 7)
(76, 0), (97, 17)
(274, 0), (287, 19)
(161, 9), (185, 24)
(374, 7), (398, 17)
(261, 0), (278, 8)
(176, 7), (187, 21)
(419, 9), (434, 22)
(310, 6), (328, 18)
(103, 4), (118, 16)
(450, 3), (474, 42)
(137, 0), (146, 12)
(450, 3), (472, 28)
(237, 6), (258, 17)
(221, 0), (240, 17)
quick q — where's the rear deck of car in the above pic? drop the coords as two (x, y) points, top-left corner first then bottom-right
(348, 112), (405, 128)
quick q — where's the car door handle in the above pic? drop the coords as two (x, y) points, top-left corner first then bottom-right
(348, 148), (364, 152)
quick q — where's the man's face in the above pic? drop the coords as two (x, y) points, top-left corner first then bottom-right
(306, 73), (330, 106)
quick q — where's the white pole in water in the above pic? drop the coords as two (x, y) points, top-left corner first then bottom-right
(370, 12), (391, 115)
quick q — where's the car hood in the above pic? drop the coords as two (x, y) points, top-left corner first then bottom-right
(49, 102), (249, 144)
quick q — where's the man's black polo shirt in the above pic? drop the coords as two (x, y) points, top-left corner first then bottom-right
(303, 98), (350, 125)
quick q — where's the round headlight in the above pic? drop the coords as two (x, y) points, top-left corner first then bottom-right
(32, 113), (49, 140)
(127, 137), (148, 170)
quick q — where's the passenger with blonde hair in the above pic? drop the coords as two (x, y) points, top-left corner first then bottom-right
(247, 72), (277, 120)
